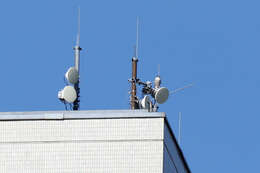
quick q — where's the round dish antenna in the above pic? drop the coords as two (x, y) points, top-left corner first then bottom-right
(58, 86), (77, 103)
(155, 87), (169, 104)
(65, 67), (79, 84)
(141, 95), (151, 109)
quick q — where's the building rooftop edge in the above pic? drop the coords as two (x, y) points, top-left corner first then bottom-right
(0, 109), (165, 120)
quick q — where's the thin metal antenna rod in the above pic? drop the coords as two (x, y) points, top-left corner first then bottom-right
(178, 112), (182, 145)
(158, 64), (160, 76)
(76, 6), (80, 47)
(130, 17), (140, 110)
(73, 6), (82, 111)
(136, 16), (139, 59)
(170, 83), (193, 95)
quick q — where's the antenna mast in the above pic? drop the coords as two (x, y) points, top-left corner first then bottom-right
(130, 17), (139, 109)
(73, 7), (82, 110)
(58, 7), (84, 110)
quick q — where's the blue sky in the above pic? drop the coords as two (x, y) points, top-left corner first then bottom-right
(0, 0), (259, 172)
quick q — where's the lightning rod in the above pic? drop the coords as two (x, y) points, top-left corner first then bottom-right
(130, 17), (140, 109)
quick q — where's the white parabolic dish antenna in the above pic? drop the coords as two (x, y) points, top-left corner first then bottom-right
(155, 87), (169, 104)
(141, 95), (151, 109)
(65, 67), (79, 84)
(59, 86), (77, 103)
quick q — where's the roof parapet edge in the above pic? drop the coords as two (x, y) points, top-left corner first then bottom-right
(0, 110), (165, 120)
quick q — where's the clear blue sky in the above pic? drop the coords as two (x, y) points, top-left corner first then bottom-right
(0, 0), (259, 172)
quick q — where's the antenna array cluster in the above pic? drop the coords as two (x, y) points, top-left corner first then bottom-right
(129, 65), (170, 112)
(128, 17), (169, 112)
(57, 13), (192, 112)
(128, 17), (192, 112)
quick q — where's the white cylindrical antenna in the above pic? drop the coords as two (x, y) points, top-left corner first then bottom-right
(74, 6), (81, 72)
(154, 64), (161, 89)
(178, 112), (182, 145)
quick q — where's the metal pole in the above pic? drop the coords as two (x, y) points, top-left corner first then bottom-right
(131, 57), (138, 109)
(73, 46), (81, 110)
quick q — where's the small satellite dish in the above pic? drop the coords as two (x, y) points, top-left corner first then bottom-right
(58, 86), (77, 103)
(65, 67), (79, 84)
(154, 87), (169, 104)
(141, 95), (151, 109)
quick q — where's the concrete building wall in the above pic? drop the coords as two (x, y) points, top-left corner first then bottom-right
(0, 116), (164, 173)
(0, 110), (190, 173)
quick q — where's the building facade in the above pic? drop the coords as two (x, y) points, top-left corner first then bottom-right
(0, 110), (190, 173)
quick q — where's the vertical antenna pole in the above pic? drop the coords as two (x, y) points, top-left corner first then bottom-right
(131, 55), (138, 109)
(73, 7), (82, 111)
(130, 17), (139, 110)
(75, 6), (81, 72)
(178, 112), (182, 145)
(136, 16), (139, 59)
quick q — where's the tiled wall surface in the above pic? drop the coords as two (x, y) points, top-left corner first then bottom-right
(1, 141), (163, 173)
(0, 118), (164, 173)
(0, 118), (164, 142)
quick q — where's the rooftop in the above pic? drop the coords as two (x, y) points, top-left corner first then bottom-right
(0, 110), (165, 120)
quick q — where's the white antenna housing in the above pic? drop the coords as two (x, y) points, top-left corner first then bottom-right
(154, 87), (169, 104)
(65, 67), (79, 84)
(154, 64), (161, 89)
(141, 95), (151, 109)
(58, 86), (77, 103)
(154, 76), (161, 89)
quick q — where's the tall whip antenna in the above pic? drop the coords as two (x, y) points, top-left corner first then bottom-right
(157, 64), (160, 76)
(76, 6), (80, 47)
(130, 17), (140, 109)
(73, 6), (82, 110)
(170, 84), (193, 95)
(136, 16), (139, 58)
